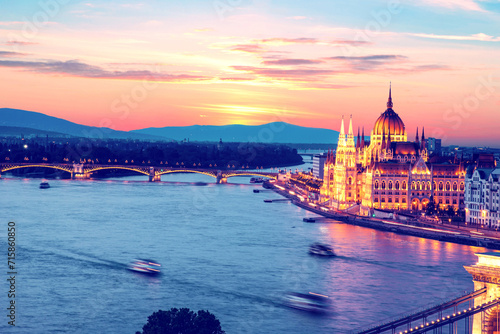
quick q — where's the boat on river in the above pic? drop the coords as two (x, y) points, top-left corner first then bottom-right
(308, 243), (336, 257)
(39, 181), (50, 189)
(250, 177), (264, 183)
(127, 259), (161, 276)
(284, 292), (330, 313)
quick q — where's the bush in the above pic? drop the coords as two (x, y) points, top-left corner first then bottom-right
(137, 308), (225, 334)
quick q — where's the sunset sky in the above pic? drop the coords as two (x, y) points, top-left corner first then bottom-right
(0, 0), (499, 146)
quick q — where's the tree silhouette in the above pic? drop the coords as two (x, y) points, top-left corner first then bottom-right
(425, 196), (436, 216)
(137, 308), (225, 334)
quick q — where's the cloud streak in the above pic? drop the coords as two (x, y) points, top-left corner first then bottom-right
(254, 37), (371, 47)
(229, 44), (266, 54)
(0, 51), (29, 57)
(0, 59), (210, 82)
(231, 65), (336, 78)
(262, 59), (325, 65)
(325, 55), (408, 71)
(409, 32), (500, 42)
(413, 0), (485, 12)
(3, 41), (39, 46)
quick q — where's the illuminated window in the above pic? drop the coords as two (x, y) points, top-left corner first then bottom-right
(412, 182), (416, 190)
(395, 181), (400, 190)
(402, 181), (407, 190)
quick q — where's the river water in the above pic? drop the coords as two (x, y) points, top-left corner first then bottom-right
(0, 165), (488, 333)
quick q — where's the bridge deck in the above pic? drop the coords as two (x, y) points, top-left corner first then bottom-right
(407, 296), (500, 333)
(355, 287), (486, 334)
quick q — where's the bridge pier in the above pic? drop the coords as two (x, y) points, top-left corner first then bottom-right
(465, 252), (500, 334)
(149, 174), (161, 182)
(216, 171), (227, 184)
(72, 173), (91, 179)
(148, 167), (161, 182)
(72, 163), (91, 179)
(216, 177), (227, 184)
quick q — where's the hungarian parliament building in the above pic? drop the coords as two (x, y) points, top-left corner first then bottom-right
(320, 87), (466, 216)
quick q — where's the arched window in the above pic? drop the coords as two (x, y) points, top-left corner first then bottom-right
(374, 180), (379, 189)
(395, 181), (400, 190)
(446, 182), (451, 191)
(453, 182), (458, 191)
(412, 181), (416, 190)
(460, 182), (465, 191)
(348, 177), (352, 185)
(434, 181), (437, 190)
(427, 182), (431, 190)
(388, 181), (393, 190)
(417, 182), (421, 190)
(381, 181), (386, 189)
(439, 182), (444, 191)
(402, 181), (407, 190)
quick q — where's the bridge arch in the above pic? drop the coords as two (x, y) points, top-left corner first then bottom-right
(223, 172), (277, 180)
(156, 169), (217, 179)
(86, 166), (150, 176)
(0, 164), (73, 174)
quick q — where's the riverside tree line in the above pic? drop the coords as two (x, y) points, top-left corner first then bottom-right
(0, 136), (303, 170)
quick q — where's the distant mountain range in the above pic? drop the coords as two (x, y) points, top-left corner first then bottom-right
(0, 108), (339, 144)
(0, 108), (161, 140)
(132, 122), (339, 144)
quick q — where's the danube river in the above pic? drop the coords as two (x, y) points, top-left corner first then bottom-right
(0, 168), (488, 333)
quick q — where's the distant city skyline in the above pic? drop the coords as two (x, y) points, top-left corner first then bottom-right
(0, 1), (499, 146)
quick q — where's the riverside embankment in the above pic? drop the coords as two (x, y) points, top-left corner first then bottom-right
(265, 182), (500, 250)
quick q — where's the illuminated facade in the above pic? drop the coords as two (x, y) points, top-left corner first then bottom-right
(464, 155), (500, 227)
(321, 86), (465, 214)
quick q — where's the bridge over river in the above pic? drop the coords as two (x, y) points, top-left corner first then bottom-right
(0, 162), (278, 183)
(352, 252), (500, 334)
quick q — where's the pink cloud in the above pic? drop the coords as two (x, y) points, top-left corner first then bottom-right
(262, 59), (325, 66)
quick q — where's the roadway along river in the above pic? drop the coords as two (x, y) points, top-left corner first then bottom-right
(0, 171), (488, 333)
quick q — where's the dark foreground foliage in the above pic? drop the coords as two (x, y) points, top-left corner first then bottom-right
(136, 308), (225, 334)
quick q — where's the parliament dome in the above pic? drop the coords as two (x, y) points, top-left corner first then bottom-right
(372, 86), (405, 136)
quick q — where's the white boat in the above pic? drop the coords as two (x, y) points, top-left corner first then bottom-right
(127, 259), (161, 276)
(284, 292), (330, 313)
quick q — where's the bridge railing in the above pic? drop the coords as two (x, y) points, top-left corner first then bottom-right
(349, 288), (483, 334)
